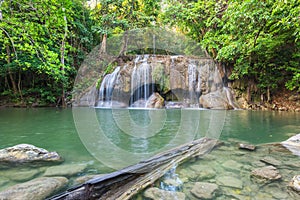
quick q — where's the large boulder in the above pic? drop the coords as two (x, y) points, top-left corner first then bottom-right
(281, 134), (300, 156)
(146, 93), (164, 108)
(0, 177), (68, 200)
(199, 89), (232, 109)
(0, 144), (62, 164)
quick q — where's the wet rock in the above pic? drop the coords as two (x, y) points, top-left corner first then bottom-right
(146, 92), (164, 108)
(260, 156), (281, 166)
(44, 163), (87, 177)
(281, 134), (300, 156)
(189, 164), (216, 180)
(199, 89), (232, 110)
(0, 176), (68, 200)
(73, 174), (106, 185)
(190, 182), (218, 199)
(289, 175), (300, 193)
(239, 143), (256, 151)
(144, 187), (185, 200)
(0, 177), (9, 187)
(0, 144), (62, 164)
(221, 160), (243, 172)
(161, 177), (183, 191)
(251, 166), (281, 180)
(216, 175), (243, 189)
(0, 168), (41, 182)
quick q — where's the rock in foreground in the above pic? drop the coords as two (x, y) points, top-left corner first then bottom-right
(251, 166), (281, 181)
(281, 134), (300, 156)
(190, 182), (218, 199)
(289, 175), (300, 193)
(0, 144), (62, 164)
(0, 177), (68, 200)
(144, 187), (185, 200)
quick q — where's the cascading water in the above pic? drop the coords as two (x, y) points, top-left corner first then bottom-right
(187, 60), (201, 107)
(91, 55), (239, 109)
(130, 55), (153, 107)
(97, 66), (120, 107)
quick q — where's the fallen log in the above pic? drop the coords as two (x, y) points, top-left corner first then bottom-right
(48, 137), (218, 200)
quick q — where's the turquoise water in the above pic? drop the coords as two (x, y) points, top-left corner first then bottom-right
(0, 108), (299, 195)
(0, 108), (299, 164)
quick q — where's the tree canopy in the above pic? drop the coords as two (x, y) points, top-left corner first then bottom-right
(0, 0), (299, 106)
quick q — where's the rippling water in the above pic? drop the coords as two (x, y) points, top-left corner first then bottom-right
(0, 108), (299, 196)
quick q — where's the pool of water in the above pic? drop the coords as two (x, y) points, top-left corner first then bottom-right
(0, 108), (299, 197)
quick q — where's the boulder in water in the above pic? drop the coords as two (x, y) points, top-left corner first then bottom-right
(289, 175), (300, 193)
(144, 187), (185, 200)
(44, 163), (88, 177)
(190, 182), (218, 199)
(0, 177), (68, 200)
(0, 144), (62, 164)
(146, 93), (164, 108)
(251, 166), (281, 181)
(281, 134), (300, 156)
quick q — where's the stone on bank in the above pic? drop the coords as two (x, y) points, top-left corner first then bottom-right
(0, 177), (68, 200)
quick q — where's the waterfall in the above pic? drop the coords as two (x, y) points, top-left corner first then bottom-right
(130, 55), (152, 107)
(89, 55), (239, 109)
(187, 61), (200, 107)
(97, 66), (120, 107)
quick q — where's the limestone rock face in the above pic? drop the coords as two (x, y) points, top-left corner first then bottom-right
(251, 166), (281, 181)
(0, 144), (62, 163)
(199, 89), (232, 109)
(146, 92), (164, 108)
(0, 177), (68, 200)
(144, 187), (185, 200)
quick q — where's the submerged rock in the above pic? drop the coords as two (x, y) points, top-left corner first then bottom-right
(289, 175), (300, 193)
(144, 187), (185, 200)
(73, 174), (106, 185)
(216, 175), (243, 189)
(251, 166), (281, 181)
(0, 168), (41, 182)
(281, 134), (300, 156)
(0, 144), (62, 164)
(44, 163), (87, 177)
(260, 156), (281, 166)
(239, 143), (256, 151)
(0, 176), (68, 200)
(190, 182), (218, 199)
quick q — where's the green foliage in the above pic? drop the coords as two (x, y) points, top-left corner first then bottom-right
(163, 0), (300, 93)
(0, 0), (96, 105)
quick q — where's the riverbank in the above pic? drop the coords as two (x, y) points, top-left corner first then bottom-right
(0, 89), (299, 111)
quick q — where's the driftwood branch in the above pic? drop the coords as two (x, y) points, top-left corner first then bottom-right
(48, 137), (218, 200)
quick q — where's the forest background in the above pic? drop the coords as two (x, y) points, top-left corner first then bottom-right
(0, 0), (299, 108)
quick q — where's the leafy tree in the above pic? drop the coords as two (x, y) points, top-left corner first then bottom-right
(163, 0), (300, 101)
(0, 0), (96, 106)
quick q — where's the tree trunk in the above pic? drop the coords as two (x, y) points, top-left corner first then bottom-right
(48, 137), (219, 200)
(17, 69), (23, 101)
(118, 31), (128, 56)
(6, 46), (18, 95)
(247, 79), (252, 103)
(100, 34), (107, 54)
(60, 7), (68, 108)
